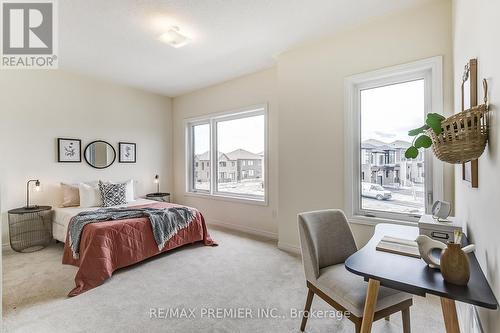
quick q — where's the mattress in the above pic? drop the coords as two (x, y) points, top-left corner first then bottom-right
(52, 198), (158, 242)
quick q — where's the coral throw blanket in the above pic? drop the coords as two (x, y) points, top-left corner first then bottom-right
(62, 202), (216, 296)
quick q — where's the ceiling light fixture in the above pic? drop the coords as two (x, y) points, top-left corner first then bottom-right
(158, 26), (190, 48)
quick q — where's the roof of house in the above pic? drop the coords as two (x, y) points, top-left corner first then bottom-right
(195, 151), (226, 161)
(225, 149), (262, 160)
(388, 140), (411, 149)
(361, 139), (411, 150)
(195, 149), (262, 161)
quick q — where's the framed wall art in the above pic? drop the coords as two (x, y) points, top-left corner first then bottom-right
(461, 59), (479, 188)
(57, 138), (82, 163)
(119, 142), (136, 163)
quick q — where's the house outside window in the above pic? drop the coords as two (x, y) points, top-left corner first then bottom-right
(345, 57), (443, 223)
(186, 105), (267, 202)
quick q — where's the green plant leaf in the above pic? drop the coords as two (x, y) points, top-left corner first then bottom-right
(428, 113), (446, 121)
(405, 146), (419, 159)
(414, 135), (433, 149)
(426, 115), (443, 135)
(408, 125), (430, 136)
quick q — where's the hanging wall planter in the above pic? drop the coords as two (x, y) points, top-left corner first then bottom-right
(428, 99), (488, 164)
(406, 79), (489, 164)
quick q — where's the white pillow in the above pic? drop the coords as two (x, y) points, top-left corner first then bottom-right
(124, 179), (135, 202)
(60, 183), (80, 207)
(79, 182), (103, 208)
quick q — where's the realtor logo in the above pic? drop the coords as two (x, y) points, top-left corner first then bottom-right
(1, 0), (58, 68)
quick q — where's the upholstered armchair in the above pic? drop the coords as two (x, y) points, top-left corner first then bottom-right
(298, 209), (412, 333)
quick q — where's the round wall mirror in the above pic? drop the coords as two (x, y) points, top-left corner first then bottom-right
(84, 140), (116, 169)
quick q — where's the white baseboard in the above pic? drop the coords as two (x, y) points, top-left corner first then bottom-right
(2, 242), (12, 252)
(206, 219), (278, 240)
(457, 301), (483, 333)
(277, 241), (300, 255)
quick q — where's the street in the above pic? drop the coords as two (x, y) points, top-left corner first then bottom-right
(362, 185), (425, 215)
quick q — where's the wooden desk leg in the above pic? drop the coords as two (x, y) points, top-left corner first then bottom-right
(440, 297), (460, 333)
(360, 278), (380, 333)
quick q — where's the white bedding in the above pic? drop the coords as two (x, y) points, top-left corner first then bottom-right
(52, 198), (158, 243)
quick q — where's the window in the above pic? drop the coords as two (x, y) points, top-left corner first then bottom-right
(191, 123), (210, 191)
(345, 57), (443, 223)
(187, 105), (267, 202)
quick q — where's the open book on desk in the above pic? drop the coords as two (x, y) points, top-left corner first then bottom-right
(376, 235), (421, 258)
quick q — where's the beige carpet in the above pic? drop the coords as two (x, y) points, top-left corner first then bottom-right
(2, 227), (446, 332)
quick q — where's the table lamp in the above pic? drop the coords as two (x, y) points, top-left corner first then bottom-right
(26, 179), (41, 209)
(154, 174), (160, 194)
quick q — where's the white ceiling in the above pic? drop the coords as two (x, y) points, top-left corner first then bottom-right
(60, 0), (427, 97)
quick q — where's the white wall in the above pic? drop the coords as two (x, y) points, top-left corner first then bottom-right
(0, 70), (172, 245)
(453, 0), (500, 331)
(277, 0), (454, 249)
(172, 68), (279, 237)
(170, 1), (453, 249)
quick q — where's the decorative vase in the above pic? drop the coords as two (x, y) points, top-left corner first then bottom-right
(440, 242), (470, 286)
(415, 235), (447, 269)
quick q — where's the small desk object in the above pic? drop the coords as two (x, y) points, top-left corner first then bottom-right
(7, 206), (53, 252)
(345, 223), (498, 333)
(418, 214), (462, 243)
(146, 192), (170, 203)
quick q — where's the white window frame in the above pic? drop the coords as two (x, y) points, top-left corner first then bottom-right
(344, 57), (444, 225)
(185, 104), (268, 205)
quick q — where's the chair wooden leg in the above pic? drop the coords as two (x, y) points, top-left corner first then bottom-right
(440, 297), (460, 333)
(355, 320), (362, 333)
(360, 278), (380, 333)
(402, 307), (411, 333)
(300, 288), (315, 332)
(384, 315), (390, 321)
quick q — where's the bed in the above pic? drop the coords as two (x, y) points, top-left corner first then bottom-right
(54, 199), (216, 296)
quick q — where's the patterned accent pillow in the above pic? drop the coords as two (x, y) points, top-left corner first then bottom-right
(98, 181), (127, 207)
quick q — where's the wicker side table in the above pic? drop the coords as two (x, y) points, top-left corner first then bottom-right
(146, 192), (171, 203)
(7, 206), (53, 253)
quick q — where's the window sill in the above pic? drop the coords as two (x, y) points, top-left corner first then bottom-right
(184, 192), (268, 206)
(347, 214), (418, 227)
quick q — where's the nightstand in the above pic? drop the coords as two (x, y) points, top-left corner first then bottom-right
(7, 206), (53, 252)
(146, 192), (171, 203)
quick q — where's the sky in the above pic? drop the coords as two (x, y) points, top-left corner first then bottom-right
(194, 115), (264, 154)
(361, 79), (424, 143)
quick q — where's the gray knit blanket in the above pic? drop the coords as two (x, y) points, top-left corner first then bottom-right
(68, 207), (196, 259)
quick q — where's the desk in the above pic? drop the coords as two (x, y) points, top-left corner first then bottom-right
(345, 224), (497, 333)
